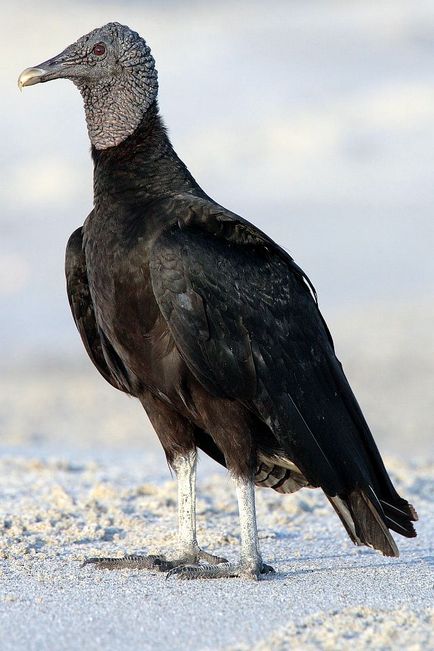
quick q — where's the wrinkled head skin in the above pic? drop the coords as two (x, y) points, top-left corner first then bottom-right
(18, 23), (158, 149)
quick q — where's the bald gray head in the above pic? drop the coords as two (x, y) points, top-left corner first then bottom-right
(19, 23), (158, 149)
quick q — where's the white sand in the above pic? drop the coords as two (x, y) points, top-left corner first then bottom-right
(0, 453), (432, 651)
(0, 304), (433, 650)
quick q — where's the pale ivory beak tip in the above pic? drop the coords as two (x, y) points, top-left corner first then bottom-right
(18, 67), (46, 90)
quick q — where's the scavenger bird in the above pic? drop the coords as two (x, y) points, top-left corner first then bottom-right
(19, 23), (417, 579)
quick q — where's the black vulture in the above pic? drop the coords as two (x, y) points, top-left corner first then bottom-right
(18, 23), (417, 579)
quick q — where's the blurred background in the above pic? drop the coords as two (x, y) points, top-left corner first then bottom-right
(0, 0), (433, 461)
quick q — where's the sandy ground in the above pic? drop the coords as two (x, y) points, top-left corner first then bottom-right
(0, 454), (432, 651)
(0, 304), (433, 650)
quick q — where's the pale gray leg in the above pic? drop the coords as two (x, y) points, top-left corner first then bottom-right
(174, 448), (199, 555)
(167, 475), (274, 580)
(82, 449), (226, 571)
(237, 476), (266, 573)
(167, 449), (227, 565)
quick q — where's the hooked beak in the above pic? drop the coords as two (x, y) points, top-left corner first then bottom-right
(18, 51), (72, 90)
(18, 67), (47, 89)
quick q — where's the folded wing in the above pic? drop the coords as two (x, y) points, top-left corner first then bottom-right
(150, 196), (417, 555)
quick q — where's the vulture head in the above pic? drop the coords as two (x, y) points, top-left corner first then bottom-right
(18, 23), (158, 149)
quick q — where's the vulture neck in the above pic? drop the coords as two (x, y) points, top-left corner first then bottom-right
(92, 102), (203, 206)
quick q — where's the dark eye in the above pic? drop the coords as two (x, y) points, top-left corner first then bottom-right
(92, 43), (106, 56)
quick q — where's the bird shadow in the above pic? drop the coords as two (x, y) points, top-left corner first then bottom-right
(269, 554), (433, 582)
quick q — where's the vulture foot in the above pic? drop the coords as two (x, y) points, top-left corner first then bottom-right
(166, 560), (275, 580)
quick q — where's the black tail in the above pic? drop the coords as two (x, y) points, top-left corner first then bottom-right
(376, 494), (418, 538)
(329, 486), (417, 557)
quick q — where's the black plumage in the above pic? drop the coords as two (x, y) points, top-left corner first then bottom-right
(66, 104), (416, 555)
(21, 23), (416, 576)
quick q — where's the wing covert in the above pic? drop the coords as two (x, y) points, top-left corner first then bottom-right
(150, 231), (257, 400)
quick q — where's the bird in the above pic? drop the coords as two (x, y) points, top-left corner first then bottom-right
(18, 22), (417, 580)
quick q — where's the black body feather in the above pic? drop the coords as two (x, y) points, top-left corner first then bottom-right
(65, 102), (417, 556)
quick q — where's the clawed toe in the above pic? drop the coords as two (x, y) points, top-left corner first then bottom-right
(166, 560), (274, 580)
(166, 563), (234, 580)
(166, 564), (204, 580)
(81, 554), (170, 571)
(261, 563), (275, 574)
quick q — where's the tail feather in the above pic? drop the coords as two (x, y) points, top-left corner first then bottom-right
(255, 462), (309, 493)
(380, 498), (418, 538)
(329, 487), (418, 557)
(253, 452), (418, 557)
(347, 489), (399, 557)
(327, 495), (363, 546)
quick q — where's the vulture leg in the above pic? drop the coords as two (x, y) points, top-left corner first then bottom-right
(167, 476), (275, 580)
(82, 450), (227, 572)
(168, 450), (228, 566)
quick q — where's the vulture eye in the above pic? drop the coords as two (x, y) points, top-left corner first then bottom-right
(92, 43), (106, 56)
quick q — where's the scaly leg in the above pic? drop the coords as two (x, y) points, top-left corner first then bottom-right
(83, 449), (226, 571)
(167, 475), (274, 580)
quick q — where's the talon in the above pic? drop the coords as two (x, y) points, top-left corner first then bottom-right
(81, 557), (102, 568)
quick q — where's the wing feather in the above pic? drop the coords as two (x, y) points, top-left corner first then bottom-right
(149, 197), (416, 547)
(65, 226), (128, 393)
